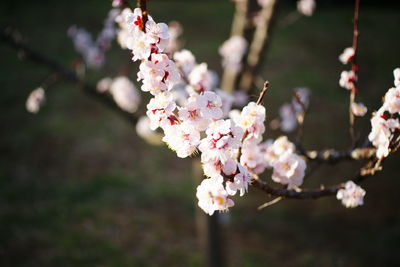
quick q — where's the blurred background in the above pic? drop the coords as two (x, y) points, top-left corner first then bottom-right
(1, 0), (400, 266)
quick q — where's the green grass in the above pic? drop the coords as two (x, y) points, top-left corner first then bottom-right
(1, 0), (400, 266)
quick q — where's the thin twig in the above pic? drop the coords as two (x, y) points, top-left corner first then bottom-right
(257, 196), (283, 210)
(252, 152), (385, 199)
(256, 81), (269, 105)
(349, 0), (361, 146)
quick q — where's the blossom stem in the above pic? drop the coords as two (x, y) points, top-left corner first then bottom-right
(256, 81), (269, 105)
(349, 0), (360, 145)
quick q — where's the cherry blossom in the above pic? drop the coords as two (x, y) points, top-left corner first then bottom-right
(178, 98), (211, 131)
(339, 47), (355, 65)
(109, 76), (141, 113)
(196, 178), (234, 215)
(240, 143), (267, 175)
(26, 87), (45, 114)
(271, 152), (306, 189)
(383, 87), (400, 114)
(96, 77), (113, 93)
(226, 163), (252, 196)
(279, 103), (297, 132)
(339, 70), (357, 90)
(136, 116), (163, 145)
(351, 102), (368, 117)
(146, 92), (177, 130)
(199, 119), (244, 163)
(188, 63), (218, 93)
(127, 30), (152, 61)
(394, 68), (400, 87)
(165, 21), (183, 53)
(234, 102), (266, 143)
(162, 122), (200, 158)
(196, 91), (223, 120)
(219, 35), (248, 73)
(137, 53), (181, 95)
(369, 109), (399, 158)
(297, 0), (316, 17)
(336, 181), (366, 208)
(173, 49), (196, 76)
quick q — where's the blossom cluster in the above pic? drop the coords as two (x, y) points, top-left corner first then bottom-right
(68, 9), (119, 68)
(338, 47), (368, 117)
(368, 68), (400, 158)
(117, 7), (310, 215)
(262, 136), (306, 189)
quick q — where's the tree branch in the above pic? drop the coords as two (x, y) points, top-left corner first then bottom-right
(349, 0), (361, 145)
(252, 154), (383, 199)
(0, 28), (138, 124)
(239, 0), (277, 92)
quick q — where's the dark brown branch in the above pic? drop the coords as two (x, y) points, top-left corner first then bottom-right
(0, 28), (138, 124)
(252, 154), (383, 199)
(137, 0), (148, 25)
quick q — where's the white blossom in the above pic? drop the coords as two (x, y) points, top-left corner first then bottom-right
(196, 91), (223, 120)
(203, 158), (237, 180)
(127, 30), (152, 61)
(297, 0), (316, 17)
(109, 76), (141, 113)
(188, 63), (218, 93)
(178, 98), (211, 131)
(279, 103), (297, 132)
(351, 102), (368, 117)
(271, 152), (306, 189)
(234, 102), (266, 143)
(146, 92), (177, 130)
(162, 122), (200, 158)
(339, 47), (355, 65)
(96, 77), (113, 93)
(226, 164), (252, 196)
(336, 181), (366, 208)
(219, 35), (247, 73)
(174, 49), (196, 76)
(26, 87), (45, 114)
(136, 116), (163, 145)
(394, 68), (400, 87)
(165, 21), (183, 53)
(196, 178), (234, 215)
(137, 53), (181, 95)
(339, 70), (357, 90)
(383, 87), (400, 114)
(215, 89), (235, 118)
(240, 142), (267, 174)
(199, 119), (244, 163)
(368, 110), (399, 158)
